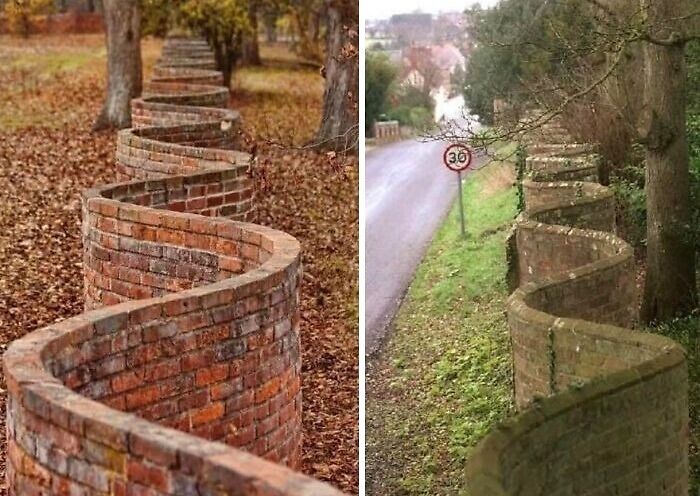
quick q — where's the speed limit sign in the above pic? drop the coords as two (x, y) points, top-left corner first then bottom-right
(442, 143), (474, 238)
(443, 143), (473, 172)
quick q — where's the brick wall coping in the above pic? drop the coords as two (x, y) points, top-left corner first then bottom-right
(515, 217), (630, 252)
(527, 143), (597, 156)
(117, 121), (250, 166)
(528, 162), (599, 183)
(161, 48), (214, 57)
(129, 99), (239, 124)
(155, 58), (217, 71)
(2, 37), (347, 495)
(522, 180), (614, 216)
(525, 153), (599, 168)
(466, 138), (689, 493)
(151, 67), (224, 86)
(160, 47), (214, 60)
(162, 39), (211, 52)
(522, 179), (611, 197)
(141, 82), (229, 107)
(160, 43), (213, 58)
(466, 333), (684, 492)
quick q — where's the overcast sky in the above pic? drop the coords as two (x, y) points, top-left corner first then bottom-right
(365, 0), (501, 20)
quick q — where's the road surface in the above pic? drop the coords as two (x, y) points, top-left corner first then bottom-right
(365, 138), (461, 354)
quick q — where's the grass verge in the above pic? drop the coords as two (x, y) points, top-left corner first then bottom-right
(366, 158), (517, 495)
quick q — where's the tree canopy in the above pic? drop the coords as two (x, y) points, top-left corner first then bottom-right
(462, 0), (597, 124)
(365, 52), (397, 132)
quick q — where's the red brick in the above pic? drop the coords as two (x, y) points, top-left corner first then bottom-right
(4, 40), (313, 496)
(195, 363), (229, 387)
(127, 460), (170, 492)
(191, 402), (225, 426)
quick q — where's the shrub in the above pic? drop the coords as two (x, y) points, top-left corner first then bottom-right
(611, 130), (700, 256)
(386, 85), (435, 132)
(387, 105), (433, 131)
(3, 0), (54, 37)
(610, 159), (647, 251)
(366, 52), (397, 132)
(142, 0), (179, 37)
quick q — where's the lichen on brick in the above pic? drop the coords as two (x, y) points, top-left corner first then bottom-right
(466, 124), (689, 494)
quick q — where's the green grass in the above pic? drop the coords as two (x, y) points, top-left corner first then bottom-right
(0, 39), (106, 130)
(8, 49), (105, 75)
(366, 160), (517, 495)
(366, 153), (698, 495)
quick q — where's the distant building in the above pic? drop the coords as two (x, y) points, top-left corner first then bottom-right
(365, 19), (390, 39)
(401, 43), (466, 92)
(430, 43), (466, 85)
(389, 12), (433, 45)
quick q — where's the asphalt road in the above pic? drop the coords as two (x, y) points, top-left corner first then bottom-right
(365, 138), (464, 354)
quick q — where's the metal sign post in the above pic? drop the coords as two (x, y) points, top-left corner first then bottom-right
(443, 143), (474, 238)
(458, 170), (465, 237)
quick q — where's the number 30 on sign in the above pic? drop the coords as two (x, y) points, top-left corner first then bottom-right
(443, 143), (473, 172)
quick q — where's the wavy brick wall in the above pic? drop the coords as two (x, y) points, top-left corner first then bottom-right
(4, 38), (345, 496)
(467, 137), (689, 494)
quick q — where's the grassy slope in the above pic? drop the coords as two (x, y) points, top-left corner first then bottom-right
(366, 160), (517, 495)
(365, 147), (698, 495)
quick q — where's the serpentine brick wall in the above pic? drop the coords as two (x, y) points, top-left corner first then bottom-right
(467, 131), (689, 494)
(4, 38), (345, 496)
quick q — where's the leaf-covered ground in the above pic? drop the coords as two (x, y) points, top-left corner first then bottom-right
(0, 35), (358, 494)
(234, 44), (359, 492)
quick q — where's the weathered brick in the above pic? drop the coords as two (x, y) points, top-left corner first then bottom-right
(465, 135), (689, 494)
(1, 38), (328, 496)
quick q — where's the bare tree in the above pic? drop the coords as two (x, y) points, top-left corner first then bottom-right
(242, 0), (262, 65)
(93, 0), (142, 131)
(438, 0), (699, 323)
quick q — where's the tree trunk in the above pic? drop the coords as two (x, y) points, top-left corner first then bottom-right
(639, 0), (698, 322)
(314, 2), (358, 152)
(213, 40), (237, 90)
(263, 12), (277, 43)
(291, 7), (323, 63)
(242, 1), (261, 66)
(93, 0), (142, 131)
(20, 12), (30, 38)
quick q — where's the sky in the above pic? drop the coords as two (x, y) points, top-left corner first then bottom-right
(365, 0), (501, 21)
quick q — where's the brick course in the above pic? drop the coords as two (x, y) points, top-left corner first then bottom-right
(467, 132), (689, 494)
(4, 37), (345, 496)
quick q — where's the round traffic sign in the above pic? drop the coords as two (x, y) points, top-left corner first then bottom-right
(443, 143), (473, 172)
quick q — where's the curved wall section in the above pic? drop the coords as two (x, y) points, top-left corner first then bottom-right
(4, 38), (344, 495)
(467, 135), (689, 494)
